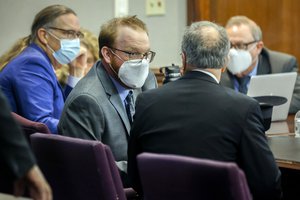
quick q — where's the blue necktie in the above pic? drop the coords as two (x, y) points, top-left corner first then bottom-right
(236, 76), (250, 94)
(125, 91), (135, 124)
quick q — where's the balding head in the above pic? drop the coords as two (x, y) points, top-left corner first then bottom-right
(181, 21), (230, 69)
(226, 16), (262, 41)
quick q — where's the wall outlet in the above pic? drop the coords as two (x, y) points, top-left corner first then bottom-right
(115, 0), (128, 17)
(146, 0), (166, 16)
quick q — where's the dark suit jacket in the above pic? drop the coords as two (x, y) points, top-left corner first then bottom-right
(128, 71), (282, 200)
(58, 60), (156, 178)
(0, 90), (36, 192)
(221, 48), (300, 113)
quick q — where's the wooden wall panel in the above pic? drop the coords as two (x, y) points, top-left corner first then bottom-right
(187, 0), (300, 67)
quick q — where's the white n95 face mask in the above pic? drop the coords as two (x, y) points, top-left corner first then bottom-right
(118, 59), (150, 88)
(227, 48), (252, 74)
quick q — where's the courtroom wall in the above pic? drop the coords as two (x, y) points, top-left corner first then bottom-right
(0, 0), (187, 68)
(188, 0), (300, 69)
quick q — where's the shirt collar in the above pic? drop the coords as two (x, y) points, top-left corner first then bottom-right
(192, 69), (219, 83)
(232, 60), (258, 92)
(249, 60), (258, 77)
(110, 76), (131, 103)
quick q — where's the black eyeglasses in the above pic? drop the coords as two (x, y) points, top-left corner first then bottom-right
(109, 47), (156, 63)
(47, 27), (84, 39)
(230, 41), (257, 50)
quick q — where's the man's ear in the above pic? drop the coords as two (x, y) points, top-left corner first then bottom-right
(37, 28), (48, 44)
(221, 53), (230, 73)
(101, 47), (112, 64)
(181, 52), (187, 72)
(221, 66), (227, 73)
(256, 41), (264, 54)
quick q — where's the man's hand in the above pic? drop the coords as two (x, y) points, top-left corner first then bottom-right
(68, 45), (88, 78)
(14, 165), (52, 200)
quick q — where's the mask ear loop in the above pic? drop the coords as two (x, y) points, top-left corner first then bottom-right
(45, 30), (61, 53)
(107, 48), (122, 77)
(247, 42), (259, 66)
(109, 48), (125, 62)
(45, 34), (56, 54)
(108, 63), (119, 76)
(46, 30), (61, 41)
(109, 51), (125, 81)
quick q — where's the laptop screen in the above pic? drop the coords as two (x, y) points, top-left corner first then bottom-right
(247, 72), (297, 121)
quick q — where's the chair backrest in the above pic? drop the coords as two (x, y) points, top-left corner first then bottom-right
(30, 133), (126, 200)
(0, 114), (51, 195)
(0, 113), (48, 196)
(11, 112), (51, 136)
(137, 153), (252, 200)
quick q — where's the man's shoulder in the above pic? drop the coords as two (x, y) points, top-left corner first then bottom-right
(261, 48), (297, 73)
(67, 79), (105, 104)
(73, 63), (107, 94)
(262, 48), (295, 58)
(65, 75), (105, 107)
(6, 44), (50, 69)
(262, 48), (296, 63)
(222, 85), (259, 106)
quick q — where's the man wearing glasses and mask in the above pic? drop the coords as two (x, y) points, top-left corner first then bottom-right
(220, 15), (300, 113)
(58, 16), (157, 186)
(0, 5), (87, 134)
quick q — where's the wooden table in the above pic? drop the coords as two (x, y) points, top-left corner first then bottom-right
(267, 114), (300, 170)
(268, 137), (300, 170)
(267, 115), (300, 199)
(266, 115), (295, 136)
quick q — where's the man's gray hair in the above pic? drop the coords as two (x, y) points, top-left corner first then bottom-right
(225, 16), (262, 41)
(181, 21), (230, 69)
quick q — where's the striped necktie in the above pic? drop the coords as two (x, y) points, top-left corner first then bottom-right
(125, 91), (135, 124)
(236, 76), (250, 94)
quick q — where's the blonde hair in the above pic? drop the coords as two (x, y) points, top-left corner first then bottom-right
(81, 28), (99, 62)
(98, 15), (148, 59)
(0, 36), (30, 71)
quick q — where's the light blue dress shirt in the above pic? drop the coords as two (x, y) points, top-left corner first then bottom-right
(233, 61), (258, 92)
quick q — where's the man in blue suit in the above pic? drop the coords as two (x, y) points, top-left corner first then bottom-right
(0, 5), (86, 134)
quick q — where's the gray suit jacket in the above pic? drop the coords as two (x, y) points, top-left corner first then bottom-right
(220, 48), (300, 113)
(58, 60), (154, 174)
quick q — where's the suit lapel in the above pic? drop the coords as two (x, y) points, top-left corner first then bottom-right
(257, 48), (272, 75)
(96, 63), (131, 134)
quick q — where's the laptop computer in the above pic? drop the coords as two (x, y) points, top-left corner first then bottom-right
(247, 72), (297, 121)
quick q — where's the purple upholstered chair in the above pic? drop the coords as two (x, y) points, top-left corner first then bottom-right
(103, 145), (139, 199)
(137, 153), (252, 200)
(11, 112), (51, 141)
(0, 114), (51, 195)
(30, 133), (136, 200)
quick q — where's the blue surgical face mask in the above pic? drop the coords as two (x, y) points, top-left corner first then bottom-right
(47, 31), (80, 65)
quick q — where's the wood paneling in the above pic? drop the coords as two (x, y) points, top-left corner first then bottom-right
(187, 0), (300, 67)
